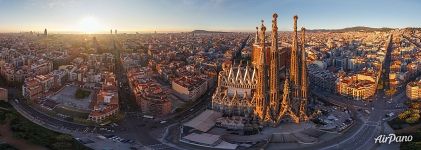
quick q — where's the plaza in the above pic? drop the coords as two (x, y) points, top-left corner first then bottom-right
(48, 85), (94, 113)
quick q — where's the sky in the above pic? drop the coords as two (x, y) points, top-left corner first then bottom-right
(0, 0), (420, 33)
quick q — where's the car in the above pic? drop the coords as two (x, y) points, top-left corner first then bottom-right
(364, 110), (371, 114)
(97, 135), (106, 140)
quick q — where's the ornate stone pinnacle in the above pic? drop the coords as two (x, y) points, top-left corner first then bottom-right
(260, 20), (266, 32)
(293, 15), (298, 31)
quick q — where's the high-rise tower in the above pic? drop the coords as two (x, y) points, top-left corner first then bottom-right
(44, 28), (48, 36)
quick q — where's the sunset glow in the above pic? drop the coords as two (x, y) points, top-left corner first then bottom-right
(78, 16), (104, 34)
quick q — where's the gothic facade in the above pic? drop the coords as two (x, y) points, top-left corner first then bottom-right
(212, 13), (309, 126)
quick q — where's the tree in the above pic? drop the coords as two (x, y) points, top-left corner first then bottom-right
(399, 110), (411, 120)
(399, 103), (421, 124)
(411, 102), (421, 109)
(55, 134), (73, 142)
(385, 88), (397, 96)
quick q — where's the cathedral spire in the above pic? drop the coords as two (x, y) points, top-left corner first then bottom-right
(271, 13), (278, 52)
(255, 26), (259, 45)
(259, 20), (266, 46)
(299, 27), (308, 121)
(300, 27), (307, 95)
(289, 15), (301, 116)
(254, 19), (269, 122)
(290, 15), (300, 86)
(213, 13), (309, 126)
(290, 15), (299, 86)
(269, 13), (280, 117)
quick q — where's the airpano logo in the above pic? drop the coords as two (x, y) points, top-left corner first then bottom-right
(374, 134), (413, 144)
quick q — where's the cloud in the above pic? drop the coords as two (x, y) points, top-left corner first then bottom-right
(24, 0), (77, 9)
(180, 0), (228, 7)
(46, 0), (77, 8)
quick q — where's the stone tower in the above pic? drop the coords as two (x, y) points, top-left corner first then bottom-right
(253, 20), (269, 121)
(269, 13), (280, 121)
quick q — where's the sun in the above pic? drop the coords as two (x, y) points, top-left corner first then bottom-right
(78, 16), (103, 34)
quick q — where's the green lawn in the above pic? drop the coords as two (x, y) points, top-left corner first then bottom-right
(0, 102), (90, 150)
(75, 88), (91, 99)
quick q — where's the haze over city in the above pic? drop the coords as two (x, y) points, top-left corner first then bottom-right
(0, 1), (421, 150)
(0, 0), (420, 33)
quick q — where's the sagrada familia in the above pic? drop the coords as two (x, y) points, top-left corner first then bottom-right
(212, 13), (309, 126)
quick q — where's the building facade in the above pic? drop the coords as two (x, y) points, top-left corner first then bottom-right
(0, 88), (7, 102)
(22, 74), (54, 101)
(88, 73), (120, 123)
(127, 67), (172, 116)
(308, 63), (337, 92)
(172, 76), (208, 101)
(406, 79), (421, 100)
(337, 70), (377, 100)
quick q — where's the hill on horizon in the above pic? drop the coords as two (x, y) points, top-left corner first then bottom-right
(308, 26), (396, 32)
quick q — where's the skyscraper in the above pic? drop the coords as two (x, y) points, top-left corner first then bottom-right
(44, 28), (47, 36)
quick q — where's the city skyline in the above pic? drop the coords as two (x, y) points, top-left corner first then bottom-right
(1, 1), (421, 148)
(0, 0), (420, 33)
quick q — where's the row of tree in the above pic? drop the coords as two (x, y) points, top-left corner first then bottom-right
(399, 102), (421, 124)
